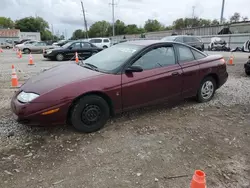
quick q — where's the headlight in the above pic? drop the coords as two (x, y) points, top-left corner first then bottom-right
(17, 91), (39, 103)
(46, 50), (53, 54)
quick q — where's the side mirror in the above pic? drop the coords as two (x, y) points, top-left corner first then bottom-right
(68, 46), (73, 50)
(125, 65), (143, 73)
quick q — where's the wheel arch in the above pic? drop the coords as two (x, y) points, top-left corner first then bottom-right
(67, 91), (114, 124)
(202, 73), (219, 89)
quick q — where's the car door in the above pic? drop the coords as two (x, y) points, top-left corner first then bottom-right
(121, 44), (183, 111)
(79, 42), (93, 59)
(66, 42), (82, 59)
(175, 44), (200, 98)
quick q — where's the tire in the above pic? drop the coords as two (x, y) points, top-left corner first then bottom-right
(70, 95), (110, 133)
(6, 46), (10, 49)
(246, 69), (250, 76)
(103, 45), (108, 49)
(197, 77), (216, 103)
(23, 48), (30, 54)
(56, 53), (64, 61)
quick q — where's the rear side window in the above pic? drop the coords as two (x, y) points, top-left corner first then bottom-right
(103, 39), (109, 43)
(192, 37), (202, 42)
(90, 39), (102, 43)
(176, 45), (195, 62)
(192, 49), (206, 60)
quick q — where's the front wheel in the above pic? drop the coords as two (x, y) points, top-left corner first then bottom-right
(70, 95), (110, 133)
(23, 48), (31, 54)
(197, 77), (216, 103)
(56, 53), (64, 61)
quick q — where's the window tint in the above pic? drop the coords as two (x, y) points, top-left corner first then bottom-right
(176, 45), (195, 62)
(71, 42), (81, 49)
(183, 37), (193, 43)
(192, 49), (206, 60)
(133, 46), (176, 70)
(103, 39), (109, 43)
(82, 42), (91, 47)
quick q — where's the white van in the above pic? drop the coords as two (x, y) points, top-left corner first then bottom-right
(89, 38), (111, 49)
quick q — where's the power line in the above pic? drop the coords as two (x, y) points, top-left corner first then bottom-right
(81, 1), (89, 38)
(220, 0), (225, 24)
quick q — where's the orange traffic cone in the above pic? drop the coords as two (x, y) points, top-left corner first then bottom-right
(228, 55), (234, 66)
(0, 48), (3, 53)
(28, 53), (34, 65)
(18, 50), (22, 58)
(11, 65), (19, 88)
(190, 170), (206, 188)
(75, 52), (79, 63)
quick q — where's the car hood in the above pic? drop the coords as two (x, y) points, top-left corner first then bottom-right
(21, 63), (104, 95)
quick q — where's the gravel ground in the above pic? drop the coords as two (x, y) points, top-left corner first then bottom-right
(0, 49), (250, 188)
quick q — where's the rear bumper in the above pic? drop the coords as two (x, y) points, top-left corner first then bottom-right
(218, 72), (228, 89)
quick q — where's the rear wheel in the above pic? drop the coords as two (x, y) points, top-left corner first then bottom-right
(197, 77), (216, 103)
(92, 51), (98, 56)
(56, 53), (64, 61)
(23, 48), (30, 54)
(70, 95), (110, 133)
(6, 46), (10, 49)
(103, 45), (108, 49)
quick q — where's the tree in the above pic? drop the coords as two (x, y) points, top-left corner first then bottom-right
(125, 24), (140, 34)
(144, 19), (164, 32)
(71, 29), (86, 39)
(242, 16), (248, 21)
(211, 19), (220, 25)
(230, 12), (241, 23)
(88, 21), (111, 37)
(0, 17), (14, 28)
(115, 19), (126, 35)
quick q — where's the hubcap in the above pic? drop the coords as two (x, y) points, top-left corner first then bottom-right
(81, 105), (101, 125)
(201, 81), (214, 100)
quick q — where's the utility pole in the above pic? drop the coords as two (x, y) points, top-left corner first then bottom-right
(51, 24), (54, 41)
(192, 6), (195, 19)
(81, 1), (89, 38)
(220, 0), (225, 24)
(110, 0), (116, 36)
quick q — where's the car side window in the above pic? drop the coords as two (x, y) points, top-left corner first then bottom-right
(71, 42), (81, 49)
(175, 37), (183, 43)
(183, 37), (193, 43)
(82, 42), (91, 48)
(176, 45), (195, 62)
(103, 39), (109, 43)
(95, 39), (102, 43)
(133, 46), (176, 70)
(192, 49), (206, 60)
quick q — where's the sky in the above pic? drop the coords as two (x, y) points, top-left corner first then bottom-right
(0, 0), (249, 38)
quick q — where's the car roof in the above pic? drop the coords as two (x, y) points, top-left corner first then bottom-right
(123, 40), (172, 46)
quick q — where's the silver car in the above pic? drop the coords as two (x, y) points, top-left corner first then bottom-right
(0, 42), (13, 49)
(18, 42), (55, 54)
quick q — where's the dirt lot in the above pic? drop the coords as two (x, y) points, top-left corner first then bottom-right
(0, 49), (250, 188)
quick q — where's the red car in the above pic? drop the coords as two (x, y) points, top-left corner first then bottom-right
(11, 40), (228, 133)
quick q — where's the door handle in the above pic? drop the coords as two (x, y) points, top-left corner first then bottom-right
(172, 72), (179, 76)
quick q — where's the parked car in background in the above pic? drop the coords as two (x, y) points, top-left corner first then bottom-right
(208, 37), (230, 51)
(15, 40), (39, 49)
(89, 38), (111, 49)
(52, 40), (72, 47)
(161, 35), (204, 51)
(43, 41), (102, 61)
(14, 39), (31, 45)
(12, 40), (228, 133)
(0, 42), (13, 49)
(18, 41), (55, 54)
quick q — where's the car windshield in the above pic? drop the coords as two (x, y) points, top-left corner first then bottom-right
(161, 36), (177, 41)
(82, 44), (143, 72)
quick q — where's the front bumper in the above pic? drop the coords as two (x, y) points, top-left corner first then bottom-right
(11, 95), (71, 126)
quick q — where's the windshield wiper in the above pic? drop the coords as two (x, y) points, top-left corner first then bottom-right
(82, 63), (99, 71)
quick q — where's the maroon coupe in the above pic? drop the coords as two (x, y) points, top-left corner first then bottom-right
(11, 40), (228, 133)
